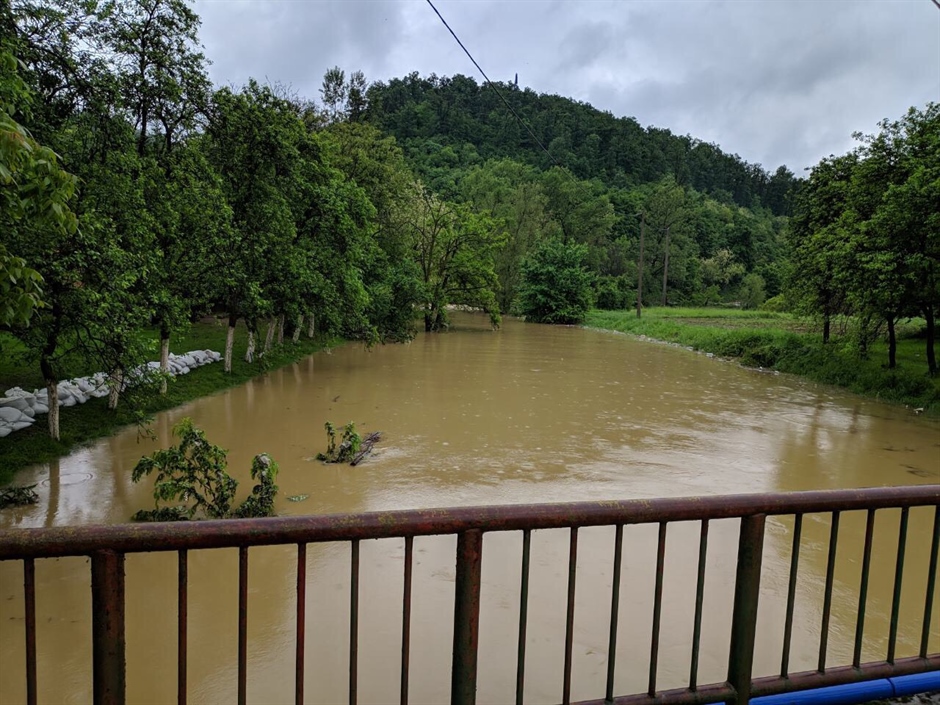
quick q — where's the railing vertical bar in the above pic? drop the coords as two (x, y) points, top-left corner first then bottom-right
(238, 546), (248, 705)
(24, 558), (36, 705)
(516, 529), (531, 705)
(91, 549), (126, 705)
(605, 524), (624, 703)
(921, 505), (940, 659)
(178, 550), (188, 705)
(452, 529), (483, 705)
(689, 519), (709, 690)
(401, 536), (414, 705)
(818, 511), (840, 673)
(296, 543), (307, 705)
(350, 539), (360, 705)
(887, 507), (909, 663)
(563, 527), (579, 705)
(727, 514), (766, 705)
(648, 522), (667, 698)
(853, 510), (876, 668)
(780, 513), (802, 678)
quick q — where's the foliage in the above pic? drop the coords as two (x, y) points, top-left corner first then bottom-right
(232, 453), (279, 518)
(131, 417), (281, 521)
(317, 421), (362, 464)
(132, 417), (236, 519)
(518, 238), (594, 324)
(739, 273), (766, 310)
(788, 103), (939, 372)
(404, 183), (504, 331)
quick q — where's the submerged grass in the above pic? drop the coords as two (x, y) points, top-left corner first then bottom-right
(0, 320), (341, 485)
(586, 308), (940, 416)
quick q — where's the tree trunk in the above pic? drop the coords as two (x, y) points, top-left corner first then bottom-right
(636, 215), (645, 318)
(224, 316), (236, 373)
(293, 315), (303, 343)
(245, 329), (256, 363)
(425, 312), (433, 332)
(307, 312), (315, 338)
(823, 312), (831, 344)
(887, 314), (897, 369)
(926, 306), (937, 375)
(46, 380), (59, 441)
(107, 368), (123, 410)
(264, 320), (276, 354)
(159, 333), (170, 394)
(661, 226), (671, 307)
(277, 314), (285, 345)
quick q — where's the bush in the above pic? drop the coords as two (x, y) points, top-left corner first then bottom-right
(517, 238), (594, 324)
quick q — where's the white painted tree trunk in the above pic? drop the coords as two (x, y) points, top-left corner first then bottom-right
(245, 330), (256, 363)
(159, 336), (170, 394)
(292, 315), (303, 343)
(307, 312), (315, 338)
(264, 320), (275, 354)
(46, 380), (59, 441)
(277, 314), (285, 345)
(225, 323), (235, 372)
(107, 368), (123, 410)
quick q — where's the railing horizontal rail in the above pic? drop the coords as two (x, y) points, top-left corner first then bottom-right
(1, 486), (937, 559)
(2, 485), (937, 705)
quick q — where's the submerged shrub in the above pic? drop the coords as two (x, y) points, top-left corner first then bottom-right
(132, 417), (279, 521)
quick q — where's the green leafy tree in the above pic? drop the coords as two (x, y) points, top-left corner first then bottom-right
(132, 418), (280, 520)
(405, 183), (504, 331)
(517, 238), (594, 324)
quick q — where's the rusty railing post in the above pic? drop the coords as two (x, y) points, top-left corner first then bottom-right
(726, 514), (765, 704)
(451, 529), (483, 705)
(91, 549), (126, 705)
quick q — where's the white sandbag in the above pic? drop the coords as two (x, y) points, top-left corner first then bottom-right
(0, 407), (29, 423)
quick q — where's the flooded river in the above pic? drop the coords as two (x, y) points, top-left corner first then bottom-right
(1, 313), (938, 704)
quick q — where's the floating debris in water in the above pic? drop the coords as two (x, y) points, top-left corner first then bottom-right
(287, 494), (309, 502)
(0, 485), (39, 509)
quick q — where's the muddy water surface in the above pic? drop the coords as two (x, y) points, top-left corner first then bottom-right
(1, 313), (938, 704)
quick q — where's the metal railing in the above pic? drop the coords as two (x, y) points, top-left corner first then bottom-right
(0, 486), (938, 705)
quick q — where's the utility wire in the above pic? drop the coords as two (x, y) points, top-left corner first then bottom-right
(424, 0), (559, 165)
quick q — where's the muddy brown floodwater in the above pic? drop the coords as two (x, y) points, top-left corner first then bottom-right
(1, 312), (938, 704)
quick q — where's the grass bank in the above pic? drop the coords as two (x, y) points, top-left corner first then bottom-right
(585, 308), (940, 415)
(0, 320), (340, 485)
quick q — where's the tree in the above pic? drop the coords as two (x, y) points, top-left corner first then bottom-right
(642, 176), (692, 306)
(517, 238), (594, 324)
(405, 183), (504, 331)
(0, 47), (77, 329)
(459, 159), (555, 312)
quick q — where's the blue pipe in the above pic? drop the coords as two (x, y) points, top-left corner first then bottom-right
(751, 671), (940, 705)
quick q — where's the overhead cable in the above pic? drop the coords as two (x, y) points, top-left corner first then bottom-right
(423, 0), (559, 165)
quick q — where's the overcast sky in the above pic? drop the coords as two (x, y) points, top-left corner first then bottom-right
(193, 0), (939, 173)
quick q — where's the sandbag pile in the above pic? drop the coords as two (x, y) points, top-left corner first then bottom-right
(0, 350), (222, 439)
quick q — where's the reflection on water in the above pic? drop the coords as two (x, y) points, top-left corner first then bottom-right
(1, 313), (938, 703)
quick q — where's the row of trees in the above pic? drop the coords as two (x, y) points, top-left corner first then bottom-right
(788, 104), (939, 373)
(2, 1), (508, 440)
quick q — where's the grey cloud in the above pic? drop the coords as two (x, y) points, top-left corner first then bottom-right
(193, 0), (939, 172)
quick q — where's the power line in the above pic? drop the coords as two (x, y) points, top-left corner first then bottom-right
(423, 0), (559, 166)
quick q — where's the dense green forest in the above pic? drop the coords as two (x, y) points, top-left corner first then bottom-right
(2, 0), (938, 446)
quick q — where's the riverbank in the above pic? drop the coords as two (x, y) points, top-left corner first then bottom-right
(0, 321), (340, 485)
(585, 308), (940, 416)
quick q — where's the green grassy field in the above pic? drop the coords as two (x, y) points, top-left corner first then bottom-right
(0, 319), (340, 485)
(586, 307), (940, 415)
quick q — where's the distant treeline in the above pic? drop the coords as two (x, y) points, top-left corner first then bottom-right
(365, 73), (799, 216)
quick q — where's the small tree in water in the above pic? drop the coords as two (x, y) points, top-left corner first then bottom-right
(132, 418), (278, 521)
(317, 421), (361, 463)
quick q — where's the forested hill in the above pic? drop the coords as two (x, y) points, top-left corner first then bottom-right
(365, 73), (799, 216)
